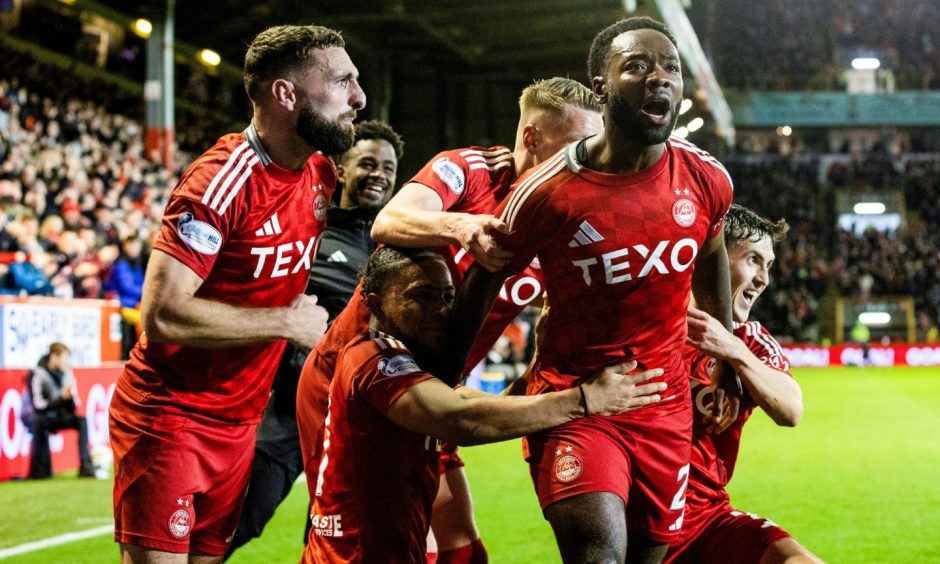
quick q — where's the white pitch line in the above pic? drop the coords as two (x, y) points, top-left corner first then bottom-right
(0, 524), (113, 559)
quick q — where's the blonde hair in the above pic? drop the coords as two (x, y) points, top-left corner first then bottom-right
(518, 77), (601, 115)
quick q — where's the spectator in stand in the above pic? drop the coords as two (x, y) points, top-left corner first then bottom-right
(105, 236), (148, 358)
(25, 342), (95, 479)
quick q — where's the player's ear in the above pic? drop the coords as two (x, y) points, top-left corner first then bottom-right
(336, 163), (347, 185)
(522, 124), (541, 156)
(591, 76), (608, 104)
(271, 78), (296, 111)
(363, 291), (382, 316)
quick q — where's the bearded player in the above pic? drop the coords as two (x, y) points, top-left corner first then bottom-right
(667, 205), (821, 564)
(445, 17), (737, 563)
(109, 25), (363, 562)
(297, 77), (602, 562)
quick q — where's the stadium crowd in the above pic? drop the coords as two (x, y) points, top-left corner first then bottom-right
(712, 0), (940, 90)
(729, 148), (940, 343)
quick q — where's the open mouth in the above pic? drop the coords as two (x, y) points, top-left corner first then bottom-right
(361, 182), (386, 198)
(741, 290), (757, 306)
(640, 98), (672, 125)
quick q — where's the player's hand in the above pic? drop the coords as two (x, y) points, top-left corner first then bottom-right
(285, 294), (329, 349)
(703, 386), (740, 434)
(686, 306), (741, 360)
(453, 214), (512, 272)
(581, 361), (666, 416)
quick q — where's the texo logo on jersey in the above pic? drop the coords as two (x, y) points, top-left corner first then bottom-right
(251, 236), (318, 278)
(571, 238), (699, 286)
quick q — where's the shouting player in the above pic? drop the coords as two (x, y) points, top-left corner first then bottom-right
(109, 25), (363, 563)
(303, 246), (667, 563)
(667, 205), (821, 564)
(445, 17), (736, 563)
(297, 77), (602, 562)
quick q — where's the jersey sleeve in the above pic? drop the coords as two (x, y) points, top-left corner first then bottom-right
(492, 171), (559, 276)
(739, 322), (792, 376)
(354, 344), (434, 416)
(705, 157), (734, 239)
(407, 149), (491, 211)
(152, 156), (245, 279)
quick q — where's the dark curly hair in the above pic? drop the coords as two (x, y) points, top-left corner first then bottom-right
(724, 204), (790, 245)
(351, 120), (405, 160)
(587, 17), (678, 81)
(360, 246), (445, 304)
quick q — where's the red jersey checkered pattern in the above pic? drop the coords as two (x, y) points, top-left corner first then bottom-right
(683, 321), (792, 509)
(305, 331), (437, 563)
(118, 127), (336, 423)
(495, 137), (733, 407)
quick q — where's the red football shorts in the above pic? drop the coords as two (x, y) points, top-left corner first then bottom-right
(524, 397), (693, 544)
(439, 441), (464, 475)
(110, 392), (256, 555)
(665, 501), (792, 563)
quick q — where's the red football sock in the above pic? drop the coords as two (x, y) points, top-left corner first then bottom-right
(437, 539), (488, 564)
(426, 552), (438, 564)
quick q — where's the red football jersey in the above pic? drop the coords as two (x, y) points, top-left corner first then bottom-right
(683, 321), (793, 511)
(117, 125), (335, 423)
(495, 136), (733, 410)
(305, 331), (439, 563)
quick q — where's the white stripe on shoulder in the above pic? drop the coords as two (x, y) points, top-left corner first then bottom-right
(501, 152), (567, 229)
(751, 323), (785, 359)
(459, 148), (510, 159)
(208, 149), (256, 211)
(669, 138), (734, 190)
(201, 141), (250, 205)
(217, 155), (260, 214)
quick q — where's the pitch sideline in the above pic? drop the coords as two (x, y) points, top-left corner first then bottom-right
(0, 524), (113, 559)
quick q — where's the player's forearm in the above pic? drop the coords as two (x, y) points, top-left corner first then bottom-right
(729, 346), (803, 427)
(449, 388), (583, 446)
(692, 235), (739, 395)
(438, 263), (505, 386)
(144, 295), (295, 347)
(371, 207), (466, 248)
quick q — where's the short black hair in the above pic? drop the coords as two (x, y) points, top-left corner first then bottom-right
(587, 17), (678, 81)
(724, 204), (789, 245)
(349, 120), (405, 160)
(243, 25), (345, 102)
(361, 246), (443, 303)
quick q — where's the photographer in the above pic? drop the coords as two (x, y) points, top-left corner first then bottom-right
(26, 342), (94, 479)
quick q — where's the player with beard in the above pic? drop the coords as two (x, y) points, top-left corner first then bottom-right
(297, 77), (602, 563)
(304, 246), (667, 563)
(109, 25), (364, 563)
(225, 121), (404, 558)
(444, 17), (737, 564)
(668, 205), (820, 564)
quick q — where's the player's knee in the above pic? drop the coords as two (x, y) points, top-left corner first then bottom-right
(544, 492), (626, 563)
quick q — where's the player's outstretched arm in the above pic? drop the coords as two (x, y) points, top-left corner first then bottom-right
(371, 183), (511, 272)
(435, 262), (505, 386)
(388, 361), (665, 446)
(692, 231), (741, 400)
(141, 250), (328, 349)
(686, 306), (802, 427)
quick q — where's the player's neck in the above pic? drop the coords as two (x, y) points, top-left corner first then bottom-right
(585, 130), (665, 175)
(252, 116), (315, 171)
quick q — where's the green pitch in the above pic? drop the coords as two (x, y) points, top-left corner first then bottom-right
(1, 367), (938, 563)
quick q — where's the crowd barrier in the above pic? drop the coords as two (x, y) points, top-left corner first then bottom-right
(0, 297), (122, 368)
(2, 343), (938, 481)
(0, 365), (120, 480)
(782, 344), (940, 367)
